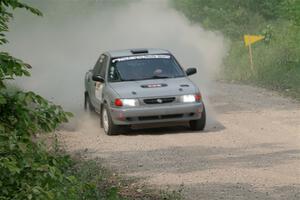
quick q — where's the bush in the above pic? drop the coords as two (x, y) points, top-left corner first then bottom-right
(0, 1), (100, 199)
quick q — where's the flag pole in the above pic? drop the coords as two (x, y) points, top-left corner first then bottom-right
(248, 42), (254, 73)
(244, 34), (264, 73)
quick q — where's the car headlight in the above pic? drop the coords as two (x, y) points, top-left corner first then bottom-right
(180, 94), (201, 103)
(114, 98), (139, 107)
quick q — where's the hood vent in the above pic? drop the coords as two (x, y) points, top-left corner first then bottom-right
(131, 49), (148, 54)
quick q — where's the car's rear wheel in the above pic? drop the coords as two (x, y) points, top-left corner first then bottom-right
(101, 104), (120, 135)
(189, 105), (206, 131)
(84, 92), (95, 113)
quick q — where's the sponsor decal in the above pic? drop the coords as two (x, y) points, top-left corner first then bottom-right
(112, 55), (170, 63)
(141, 83), (168, 88)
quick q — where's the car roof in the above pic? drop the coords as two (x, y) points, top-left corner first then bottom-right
(106, 48), (171, 58)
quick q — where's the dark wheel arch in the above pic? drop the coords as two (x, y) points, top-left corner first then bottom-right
(84, 91), (95, 112)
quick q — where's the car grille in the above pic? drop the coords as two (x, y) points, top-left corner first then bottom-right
(143, 97), (176, 104)
(138, 114), (183, 121)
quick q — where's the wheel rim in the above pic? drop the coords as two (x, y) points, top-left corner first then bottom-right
(102, 108), (109, 133)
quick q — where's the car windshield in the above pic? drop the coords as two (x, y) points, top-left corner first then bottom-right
(108, 54), (185, 82)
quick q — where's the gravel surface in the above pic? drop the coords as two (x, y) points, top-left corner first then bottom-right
(60, 82), (300, 200)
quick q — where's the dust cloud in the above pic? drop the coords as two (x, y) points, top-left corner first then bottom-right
(5, 0), (227, 129)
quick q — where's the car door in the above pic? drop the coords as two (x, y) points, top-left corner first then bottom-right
(90, 54), (108, 112)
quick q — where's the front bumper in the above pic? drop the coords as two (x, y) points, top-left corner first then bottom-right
(110, 102), (204, 125)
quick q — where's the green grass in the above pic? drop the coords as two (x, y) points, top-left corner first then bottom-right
(222, 21), (300, 100)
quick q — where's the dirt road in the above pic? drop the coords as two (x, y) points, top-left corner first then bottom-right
(60, 82), (300, 199)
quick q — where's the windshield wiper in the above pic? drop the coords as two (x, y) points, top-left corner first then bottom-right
(153, 75), (171, 79)
(122, 79), (139, 82)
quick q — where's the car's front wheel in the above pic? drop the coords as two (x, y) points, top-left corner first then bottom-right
(189, 105), (206, 131)
(101, 104), (120, 135)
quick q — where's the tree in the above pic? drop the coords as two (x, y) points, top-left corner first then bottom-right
(0, 1), (78, 199)
(281, 0), (300, 25)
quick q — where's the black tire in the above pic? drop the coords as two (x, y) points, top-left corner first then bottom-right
(101, 104), (120, 135)
(189, 105), (206, 131)
(84, 92), (95, 113)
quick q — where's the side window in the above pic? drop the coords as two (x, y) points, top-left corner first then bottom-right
(93, 55), (103, 75)
(99, 55), (108, 78)
(93, 54), (108, 78)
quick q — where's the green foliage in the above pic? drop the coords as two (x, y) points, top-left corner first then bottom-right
(224, 22), (300, 97)
(172, 0), (300, 99)
(280, 0), (300, 25)
(0, 1), (98, 199)
(172, 0), (290, 38)
(0, 0), (42, 45)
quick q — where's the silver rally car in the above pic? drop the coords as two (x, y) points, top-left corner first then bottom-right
(84, 48), (206, 135)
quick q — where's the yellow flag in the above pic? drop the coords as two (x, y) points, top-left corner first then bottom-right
(244, 35), (264, 46)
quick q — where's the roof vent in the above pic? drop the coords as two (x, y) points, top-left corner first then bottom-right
(131, 49), (148, 54)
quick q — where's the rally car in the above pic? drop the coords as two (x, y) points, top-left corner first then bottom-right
(84, 48), (206, 135)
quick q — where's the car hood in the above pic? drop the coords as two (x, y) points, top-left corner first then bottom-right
(108, 77), (198, 98)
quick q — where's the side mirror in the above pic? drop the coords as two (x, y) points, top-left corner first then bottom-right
(92, 75), (104, 83)
(186, 67), (197, 76)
